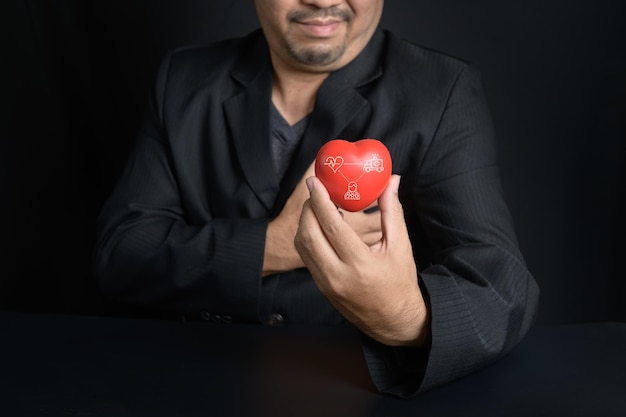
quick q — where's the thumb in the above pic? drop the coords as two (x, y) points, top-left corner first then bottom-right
(378, 175), (406, 245)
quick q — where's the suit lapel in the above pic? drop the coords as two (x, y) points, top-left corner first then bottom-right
(223, 29), (386, 215)
(274, 75), (369, 214)
(273, 30), (386, 215)
(224, 34), (277, 212)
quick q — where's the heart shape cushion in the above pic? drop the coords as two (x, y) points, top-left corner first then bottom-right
(315, 139), (392, 212)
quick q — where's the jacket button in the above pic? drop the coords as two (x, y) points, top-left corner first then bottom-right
(267, 313), (284, 326)
(199, 312), (233, 324)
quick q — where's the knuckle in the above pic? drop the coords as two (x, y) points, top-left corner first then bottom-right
(323, 219), (342, 237)
(294, 226), (312, 248)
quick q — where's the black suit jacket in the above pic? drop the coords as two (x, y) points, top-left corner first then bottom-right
(95, 29), (539, 397)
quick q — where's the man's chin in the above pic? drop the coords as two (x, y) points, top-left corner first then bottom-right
(287, 44), (347, 68)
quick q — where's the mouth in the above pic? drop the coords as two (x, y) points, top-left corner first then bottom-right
(289, 8), (353, 38)
(297, 18), (343, 37)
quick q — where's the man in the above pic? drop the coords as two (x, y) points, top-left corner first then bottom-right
(95, 0), (539, 397)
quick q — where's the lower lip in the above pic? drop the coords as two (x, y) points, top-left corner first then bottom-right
(299, 21), (341, 37)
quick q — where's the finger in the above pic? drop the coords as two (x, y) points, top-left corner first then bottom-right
(307, 176), (368, 261)
(363, 205), (380, 214)
(342, 206), (381, 233)
(378, 175), (408, 246)
(361, 231), (383, 246)
(295, 199), (341, 278)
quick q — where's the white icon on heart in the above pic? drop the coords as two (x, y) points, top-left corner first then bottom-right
(324, 156), (344, 173)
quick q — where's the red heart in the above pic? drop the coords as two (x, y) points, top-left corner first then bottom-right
(315, 139), (392, 212)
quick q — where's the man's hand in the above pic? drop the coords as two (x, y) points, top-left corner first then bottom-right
(263, 165), (315, 276)
(263, 164), (384, 276)
(341, 204), (382, 246)
(294, 175), (429, 347)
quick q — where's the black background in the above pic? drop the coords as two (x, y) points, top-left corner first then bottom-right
(2, 0), (625, 325)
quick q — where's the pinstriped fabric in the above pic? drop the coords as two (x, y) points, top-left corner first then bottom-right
(358, 34), (538, 397)
(95, 29), (539, 398)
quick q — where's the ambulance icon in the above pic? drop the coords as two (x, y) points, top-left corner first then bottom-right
(363, 154), (385, 173)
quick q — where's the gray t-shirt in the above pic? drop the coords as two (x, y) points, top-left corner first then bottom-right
(270, 102), (310, 181)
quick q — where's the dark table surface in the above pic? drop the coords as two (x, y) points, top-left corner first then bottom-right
(1, 311), (625, 417)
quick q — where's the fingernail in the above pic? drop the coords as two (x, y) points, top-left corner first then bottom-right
(306, 177), (314, 192)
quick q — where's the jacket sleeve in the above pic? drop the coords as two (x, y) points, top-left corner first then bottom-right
(93, 51), (268, 321)
(362, 65), (540, 397)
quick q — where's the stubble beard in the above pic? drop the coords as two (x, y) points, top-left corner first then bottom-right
(284, 7), (354, 67)
(285, 41), (348, 67)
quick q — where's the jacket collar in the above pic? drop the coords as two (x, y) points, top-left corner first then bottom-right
(224, 29), (386, 214)
(229, 29), (385, 90)
(224, 32), (276, 211)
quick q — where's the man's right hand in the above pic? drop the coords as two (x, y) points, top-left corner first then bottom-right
(262, 163), (383, 277)
(262, 164), (315, 276)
